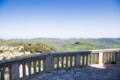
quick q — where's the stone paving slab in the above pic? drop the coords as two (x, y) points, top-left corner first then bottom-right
(25, 64), (120, 80)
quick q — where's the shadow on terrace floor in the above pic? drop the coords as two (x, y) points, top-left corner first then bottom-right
(23, 63), (120, 80)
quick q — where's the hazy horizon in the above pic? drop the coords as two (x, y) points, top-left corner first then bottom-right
(1, 37), (120, 40)
(0, 0), (120, 39)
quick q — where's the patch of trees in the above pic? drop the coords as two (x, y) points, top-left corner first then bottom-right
(10, 42), (57, 53)
(0, 50), (3, 53)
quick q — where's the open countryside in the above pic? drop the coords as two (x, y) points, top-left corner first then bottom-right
(0, 0), (120, 80)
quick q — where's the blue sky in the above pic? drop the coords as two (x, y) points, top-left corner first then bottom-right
(0, 0), (120, 39)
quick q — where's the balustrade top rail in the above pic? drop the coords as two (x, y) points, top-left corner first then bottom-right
(0, 48), (120, 80)
(0, 54), (47, 67)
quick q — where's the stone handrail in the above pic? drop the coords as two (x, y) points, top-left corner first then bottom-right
(0, 49), (120, 80)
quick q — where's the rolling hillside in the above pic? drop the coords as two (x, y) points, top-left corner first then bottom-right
(7, 38), (120, 51)
(0, 39), (9, 46)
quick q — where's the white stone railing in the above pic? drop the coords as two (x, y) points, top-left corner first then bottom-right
(0, 49), (120, 80)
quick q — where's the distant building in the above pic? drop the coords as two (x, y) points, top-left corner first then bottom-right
(0, 46), (24, 51)
(18, 46), (24, 51)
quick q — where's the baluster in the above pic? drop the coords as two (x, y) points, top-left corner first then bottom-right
(57, 57), (59, 69)
(108, 53), (110, 62)
(86, 54), (88, 66)
(53, 58), (56, 68)
(87, 54), (89, 65)
(6, 67), (9, 79)
(38, 60), (41, 72)
(110, 52), (112, 62)
(105, 53), (106, 63)
(95, 54), (97, 64)
(75, 55), (77, 67)
(8, 66), (11, 80)
(108, 52), (110, 63)
(96, 54), (98, 64)
(82, 55), (84, 66)
(94, 54), (95, 63)
(33, 60), (36, 73)
(93, 54), (95, 64)
(28, 61), (31, 75)
(70, 56), (72, 67)
(97, 54), (99, 64)
(109, 52), (112, 62)
(115, 52), (117, 63)
(51, 56), (54, 70)
(89, 54), (92, 65)
(88, 54), (91, 65)
(106, 53), (108, 63)
(80, 55), (82, 66)
(102, 53), (104, 63)
(113, 52), (115, 62)
(104, 53), (107, 63)
(91, 54), (93, 64)
(1, 67), (5, 80)
(110, 53), (112, 62)
(53, 58), (55, 69)
(94, 54), (97, 64)
(66, 56), (68, 68)
(104, 53), (106, 63)
(109, 52), (111, 62)
(22, 62), (26, 77)
(112, 53), (114, 62)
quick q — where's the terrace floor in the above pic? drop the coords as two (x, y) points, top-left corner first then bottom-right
(24, 63), (120, 80)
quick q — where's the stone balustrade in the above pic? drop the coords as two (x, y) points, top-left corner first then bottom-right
(0, 49), (120, 80)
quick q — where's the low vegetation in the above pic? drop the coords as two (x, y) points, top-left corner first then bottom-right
(0, 38), (120, 53)
(9, 42), (57, 53)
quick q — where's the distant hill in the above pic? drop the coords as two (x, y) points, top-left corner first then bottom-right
(7, 38), (120, 51)
(0, 39), (9, 46)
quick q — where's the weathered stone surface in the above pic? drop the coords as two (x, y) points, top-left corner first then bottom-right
(117, 52), (120, 63)
(28, 64), (120, 80)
